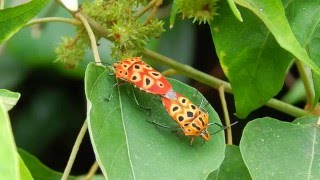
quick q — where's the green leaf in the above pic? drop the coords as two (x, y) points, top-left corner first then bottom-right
(0, 0), (49, 43)
(227, 0), (243, 22)
(210, 1), (293, 118)
(284, 1), (320, 107)
(19, 155), (33, 180)
(77, 174), (105, 180)
(85, 63), (225, 179)
(0, 89), (20, 111)
(240, 117), (320, 179)
(208, 145), (251, 180)
(234, 0), (320, 75)
(0, 101), (19, 179)
(293, 115), (320, 125)
(18, 149), (75, 180)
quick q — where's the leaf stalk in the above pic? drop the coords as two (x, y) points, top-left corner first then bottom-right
(295, 60), (314, 109)
(25, 17), (81, 27)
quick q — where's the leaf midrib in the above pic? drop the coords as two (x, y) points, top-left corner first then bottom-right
(117, 82), (136, 180)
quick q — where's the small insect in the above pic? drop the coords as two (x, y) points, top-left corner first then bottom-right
(113, 57), (177, 100)
(161, 92), (210, 144)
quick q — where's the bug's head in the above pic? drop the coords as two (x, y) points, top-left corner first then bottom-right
(200, 129), (210, 141)
(112, 61), (121, 69)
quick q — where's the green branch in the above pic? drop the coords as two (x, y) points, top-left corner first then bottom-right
(75, 12), (101, 64)
(62, 120), (88, 180)
(82, 13), (310, 118)
(218, 86), (233, 145)
(141, 49), (309, 118)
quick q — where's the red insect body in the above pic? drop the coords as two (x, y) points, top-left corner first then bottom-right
(161, 93), (210, 144)
(113, 57), (177, 100)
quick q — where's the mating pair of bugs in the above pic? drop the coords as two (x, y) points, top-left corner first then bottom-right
(112, 57), (224, 144)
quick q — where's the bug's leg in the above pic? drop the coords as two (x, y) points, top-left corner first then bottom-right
(193, 90), (209, 111)
(146, 119), (172, 128)
(188, 137), (194, 146)
(132, 88), (152, 116)
(104, 83), (119, 102)
(95, 61), (112, 67)
(147, 119), (182, 135)
(104, 75), (124, 102)
(199, 98), (209, 111)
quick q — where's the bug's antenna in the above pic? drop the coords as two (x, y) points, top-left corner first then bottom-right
(210, 121), (238, 136)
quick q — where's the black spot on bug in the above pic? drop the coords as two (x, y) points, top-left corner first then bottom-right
(125, 72), (128, 75)
(134, 65), (140, 69)
(124, 65), (127, 67)
(184, 124), (188, 127)
(145, 78), (151, 85)
(181, 99), (186, 103)
(152, 72), (160, 76)
(119, 70), (123, 74)
(199, 117), (205, 126)
(132, 76), (137, 80)
(178, 116), (184, 121)
(191, 104), (196, 110)
(159, 82), (163, 87)
(187, 111), (193, 118)
(172, 106), (179, 112)
(192, 123), (201, 130)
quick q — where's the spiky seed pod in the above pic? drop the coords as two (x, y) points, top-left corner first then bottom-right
(176, 0), (220, 24)
(82, 0), (165, 58)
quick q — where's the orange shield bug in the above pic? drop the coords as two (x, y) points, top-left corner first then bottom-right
(113, 57), (177, 100)
(161, 92), (210, 144)
(183, 110), (210, 145)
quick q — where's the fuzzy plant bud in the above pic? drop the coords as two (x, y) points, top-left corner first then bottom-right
(55, 36), (86, 68)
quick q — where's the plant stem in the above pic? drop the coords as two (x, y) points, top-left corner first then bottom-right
(75, 12), (101, 64)
(25, 17), (81, 27)
(0, 0), (4, 9)
(218, 86), (233, 145)
(296, 60), (314, 108)
(84, 161), (99, 180)
(161, 69), (178, 76)
(144, 0), (163, 25)
(62, 120), (88, 180)
(135, 0), (158, 18)
(83, 13), (311, 118)
(265, 98), (308, 117)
